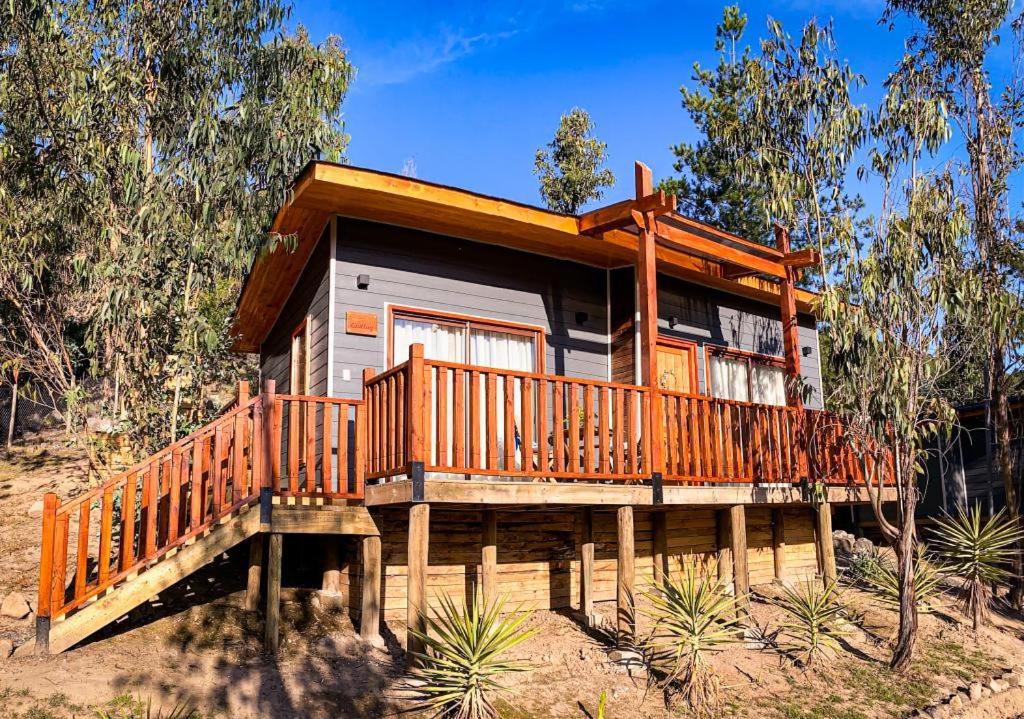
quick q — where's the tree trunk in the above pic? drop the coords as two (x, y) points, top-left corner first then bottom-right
(5, 370), (18, 452)
(993, 352), (1023, 608)
(890, 456), (918, 671)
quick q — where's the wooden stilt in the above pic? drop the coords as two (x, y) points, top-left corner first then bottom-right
(481, 509), (497, 607)
(729, 505), (749, 603)
(815, 502), (836, 583)
(772, 508), (786, 583)
(716, 508), (733, 589)
(360, 534), (382, 644)
(616, 506), (635, 644)
(245, 534), (264, 611)
(580, 508), (594, 625)
(652, 510), (668, 588)
(321, 537), (344, 610)
(407, 503), (430, 661)
(264, 532), (283, 652)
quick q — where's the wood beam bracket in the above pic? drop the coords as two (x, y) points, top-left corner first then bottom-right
(579, 191), (676, 235)
(259, 487), (273, 531)
(410, 461), (425, 502)
(782, 247), (820, 269)
(651, 472), (664, 504)
(35, 616), (50, 655)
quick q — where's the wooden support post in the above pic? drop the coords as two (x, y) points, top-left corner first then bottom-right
(616, 506), (635, 644)
(481, 509), (497, 607)
(580, 508), (595, 625)
(815, 502), (836, 584)
(237, 380), (250, 406)
(360, 534), (382, 644)
(407, 503), (430, 661)
(245, 535), (264, 611)
(729, 505), (749, 603)
(634, 162), (663, 475)
(653, 510), (668, 588)
(716, 508), (733, 589)
(5, 367), (18, 452)
(264, 532), (283, 652)
(36, 492), (57, 654)
(321, 537), (344, 610)
(772, 508), (786, 583)
(775, 225), (811, 481)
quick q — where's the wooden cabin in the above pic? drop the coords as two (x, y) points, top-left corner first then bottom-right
(31, 161), (895, 657)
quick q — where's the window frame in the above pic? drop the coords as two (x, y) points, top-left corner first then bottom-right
(290, 316), (312, 396)
(387, 305), (545, 372)
(703, 345), (786, 405)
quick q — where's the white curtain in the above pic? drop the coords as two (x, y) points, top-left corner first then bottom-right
(393, 318), (466, 364)
(751, 364), (786, 406)
(470, 330), (535, 470)
(709, 355), (750, 403)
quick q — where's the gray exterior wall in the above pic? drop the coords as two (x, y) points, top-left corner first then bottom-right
(330, 218), (609, 400)
(259, 226), (332, 395)
(656, 275), (824, 410)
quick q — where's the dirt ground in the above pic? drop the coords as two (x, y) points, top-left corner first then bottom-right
(3, 433), (1024, 719)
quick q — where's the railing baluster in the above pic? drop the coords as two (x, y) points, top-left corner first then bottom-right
(627, 390), (638, 475)
(521, 378), (533, 473)
(322, 402), (334, 494)
(453, 369), (465, 468)
(469, 370), (480, 469)
(613, 389), (624, 476)
(598, 386), (609, 475)
(305, 401), (316, 493)
(98, 487), (114, 584)
(583, 385), (594, 474)
(119, 472), (137, 571)
(75, 503), (90, 599)
(567, 383), (579, 474)
(537, 379), (549, 474)
(52, 513), (69, 615)
(486, 373), (498, 470)
(552, 382), (564, 473)
(437, 368), (448, 467)
(503, 375), (515, 472)
(190, 438), (203, 530)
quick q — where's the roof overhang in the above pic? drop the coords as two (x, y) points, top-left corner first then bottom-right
(231, 161), (819, 353)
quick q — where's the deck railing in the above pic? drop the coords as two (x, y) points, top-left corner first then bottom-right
(37, 384), (366, 627)
(364, 343), (890, 488)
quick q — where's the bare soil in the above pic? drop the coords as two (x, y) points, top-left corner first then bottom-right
(2, 433), (1024, 719)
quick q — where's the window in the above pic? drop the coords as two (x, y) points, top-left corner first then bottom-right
(389, 307), (541, 372)
(706, 347), (786, 406)
(290, 317), (311, 395)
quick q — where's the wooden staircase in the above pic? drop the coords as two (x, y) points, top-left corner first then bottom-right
(30, 383), (367, 654)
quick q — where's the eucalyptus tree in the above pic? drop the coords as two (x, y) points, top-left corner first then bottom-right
(821, 66), (973, 670)
(0, 0), (352, 449)
(534, 108), (615, 214)
(883, 0), (1024, 610)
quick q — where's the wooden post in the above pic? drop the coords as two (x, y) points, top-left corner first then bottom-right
(407, 503), (430, 661)
(321, 537), (344, 610)
(237, 380), (250, 406)
(775, 225), (810, 481)
(716, 508), (733, 589)
(481, 509), (497, 607)
(360, 534), (382, 644)
(36, 492), (58, 654)
(815, 502), (837, 583)
(407, 344), (426, 467)
(580, 508), (595, 626)
(772, 508), (787, 583)
(616, 506), (635, 644)
(729, 505), (749, 602)
(245, 535), (264, 611)
(652, 510), (668, 588)
(634, 162), (663, 475)
(264, 532), (283, 652)
(261, 379), (277, 490)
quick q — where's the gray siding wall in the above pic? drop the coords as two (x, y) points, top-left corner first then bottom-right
(331, 219), (610, 400)
(656, 275), (824, 409)
(260, 226), (332, 395)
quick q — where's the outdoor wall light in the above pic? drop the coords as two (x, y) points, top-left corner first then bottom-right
(575, 311), (589, 326)
(802, 346), (813, 357)
(356, 273), (370, 289)
(668, 315), (680, 328)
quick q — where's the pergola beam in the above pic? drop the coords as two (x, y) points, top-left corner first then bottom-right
(578, 191), (677, 235)
(654, 219), (788, 279)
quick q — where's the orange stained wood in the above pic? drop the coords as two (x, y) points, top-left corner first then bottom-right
(231, 162), (821, 352)
(656, 341), (698, 394)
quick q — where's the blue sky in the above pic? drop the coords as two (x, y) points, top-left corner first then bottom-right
(290, 0), (1018, 215)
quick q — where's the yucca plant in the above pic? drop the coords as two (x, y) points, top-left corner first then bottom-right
(773, 578), (846, 667)
(408, 593), (537, 719)
(94, 696), (199, 719)
(642, 565), (739, 716)
(861, 545), (945, 614)
(930, 504), (1024, 631)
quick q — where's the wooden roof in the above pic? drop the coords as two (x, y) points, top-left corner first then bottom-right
(231, 161), (818, 352)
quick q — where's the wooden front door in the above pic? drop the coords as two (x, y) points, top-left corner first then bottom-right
(656, 341), (698, 393)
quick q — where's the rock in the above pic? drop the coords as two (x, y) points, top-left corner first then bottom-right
(0, 638), (13, 660)
(832, 530), (855, 556)
(743, 627), (768, 650)
(947, 694), (963, 711)
(956, 691), (970, 707)
(0, 593), (30, 620)
(1004, 671), (1022, 688)
(989, 678), (1008, 693)
(608, 649), (644, 668)
(925, 704), (947, 718)
(27, 500), (44, 518)
(969, 682), (984, 701)
(853, 537), (874, 555)
(981, 686), (992, 698)
(362, 633), (386, 651)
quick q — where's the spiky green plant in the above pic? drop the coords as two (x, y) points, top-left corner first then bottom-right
(94, 696), (199, 719)
(861, 545), (945, 614)
(408, 593), (537, 719)
(930, 504), (1024, 631)
(773, 578), (846, 667)
(642, 565), (739, 716)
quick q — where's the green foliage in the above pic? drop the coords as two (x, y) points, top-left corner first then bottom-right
(642, 565), (740, 716)
(859, 546), (945, 614)
(661, 6), (769, 244)
(94, 695), (199, 719)
(0, 0), (352, 452)
(772, 578), (846, 667)
(534, 108), (615, 214)
(930, 504), (1024, 629)
(408, 593), (537, 719)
